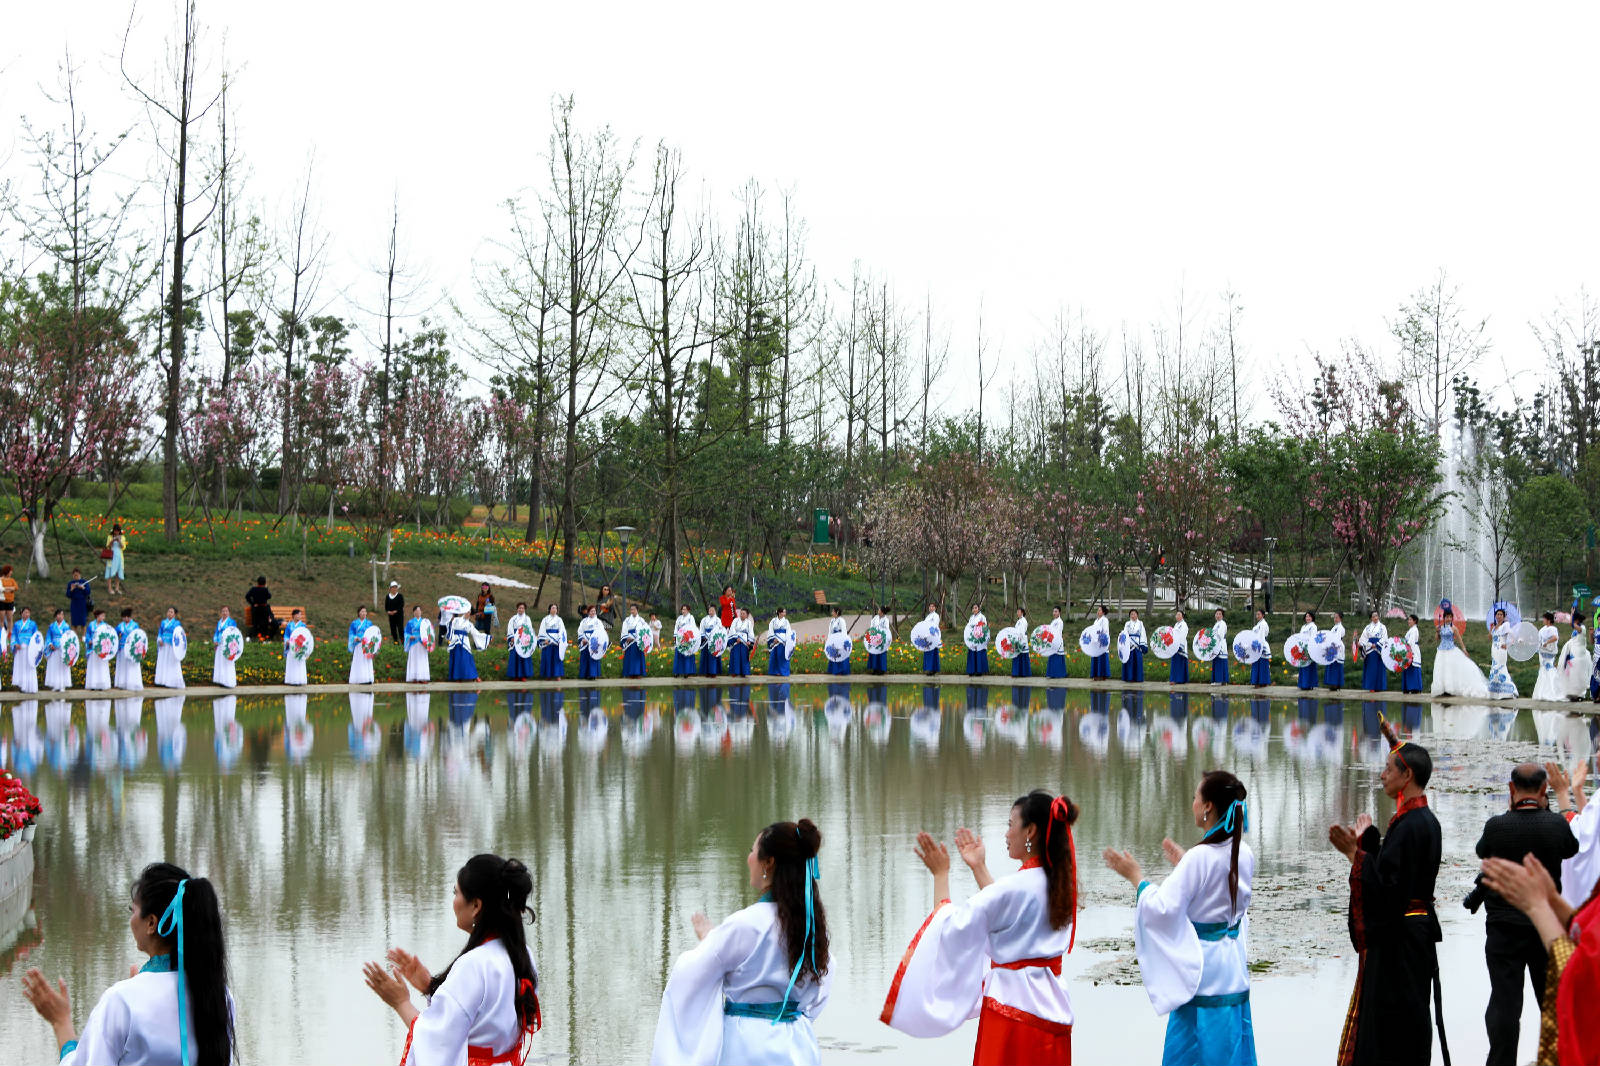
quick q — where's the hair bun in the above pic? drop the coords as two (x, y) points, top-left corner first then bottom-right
(795, 818), (822, 858)
(499, 858), (533, 901)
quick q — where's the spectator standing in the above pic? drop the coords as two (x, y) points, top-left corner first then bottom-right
(0, 564), (15, 637)
(595, 584), (618, 628)
(65, 568), (93, 634)
(474, 582), (497, 637)
(648, 612), (662, 650)
(1472, 762), (1579, 1065)
(245, 576), (275, 640)
(718, 584), (736, 629)
(103, 522), (126, 595)
(385, 581), (406, 644)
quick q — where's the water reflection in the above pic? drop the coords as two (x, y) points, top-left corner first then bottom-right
(1, 685), (1596, 1065)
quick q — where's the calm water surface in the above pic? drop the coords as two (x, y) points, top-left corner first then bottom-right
(2, 685), (1596, 1065)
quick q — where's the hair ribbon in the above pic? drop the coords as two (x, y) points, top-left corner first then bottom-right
(776, 830), (821, 1023)
(1219, 798), (1249, 834)
(157, 879), (190, 1066)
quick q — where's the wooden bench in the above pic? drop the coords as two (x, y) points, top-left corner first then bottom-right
(271, 606), (307, 625)
(812, 589), (837, 610)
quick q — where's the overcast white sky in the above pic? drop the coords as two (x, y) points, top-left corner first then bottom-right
(5, 2), (1597, 410)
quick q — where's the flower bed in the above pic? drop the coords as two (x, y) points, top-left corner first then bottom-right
(0, 773), (41, 846)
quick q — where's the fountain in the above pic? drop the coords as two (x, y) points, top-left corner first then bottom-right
(1407, 416), (1527, 621)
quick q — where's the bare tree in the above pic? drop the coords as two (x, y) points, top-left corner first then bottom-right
(269, 162), (329, 515)
(122, 0), (224, 540)
(1392, 269), (1489, 434)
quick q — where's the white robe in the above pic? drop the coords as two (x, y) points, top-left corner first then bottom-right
(405, 939), (539, 1066)
(881, 865), (1074, 1037)
(1200, 620), (1227, 661)
(348, 621), (379, 685)
(622, 614), (650, 648)
(212, 623), (239, 689)
(154, 627), (185, 689)
(1133, 840), (1255, 1014)
(1405, 624), (1421, 666)
(1329, 623), (1347, 663)
(652, 900), (830, 1066)
(538, 614), (570, 658)
(964, 613), (989, 651)
(406, 619), (435, 682)
(11, 630), (40, 692)
(1532, 624), (1565, 702)
(1251, 619), (1270, 659)
(763, 619), (796, 658)
(44, 646), (72, 691)
(62, 968), (234, 1066)
(1561, 800), (1600, 909)
(866, 614), (894, 651)
(578, 615), (604, 655)
(116, 631), (145, 691)
(1563, 626), (1595, 699)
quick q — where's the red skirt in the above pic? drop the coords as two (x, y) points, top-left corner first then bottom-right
(972, 996), (1072, 1065)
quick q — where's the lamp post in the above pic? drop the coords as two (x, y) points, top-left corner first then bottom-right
(613, 526), (635, 616)
(1264, 536), (1278, 615)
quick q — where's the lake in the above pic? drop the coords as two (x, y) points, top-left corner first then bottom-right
(2, 684), (1595, 1065)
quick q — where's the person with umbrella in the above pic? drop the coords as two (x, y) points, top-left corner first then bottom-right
(1326, 611), (1347, 690)
(1401, 613), (1425, 694)
(505, 602), (535, 680)
(438, 595), (479, 682)
(1491, 604), (1524, 700)
(1358, 611), (1388, 693)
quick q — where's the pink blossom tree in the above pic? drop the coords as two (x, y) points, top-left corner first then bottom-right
(0, 319), (148, 577)
(1138, 449), (1239, 609)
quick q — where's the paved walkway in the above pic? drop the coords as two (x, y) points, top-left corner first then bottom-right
(7, 674), (1595, 716)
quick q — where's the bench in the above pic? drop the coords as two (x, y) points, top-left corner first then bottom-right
(812, 589), (837, 610)
(243, 604), (306, 639)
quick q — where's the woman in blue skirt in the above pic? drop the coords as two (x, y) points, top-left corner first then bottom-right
(672, 606), (698, 677)
(538, 604), (568, 679)
(727, 606), (754, 677)
(963, 603), (989, 677)
(1010, 606), (1032, 677)
(1170, 609), (1190, 685)
(1044, 606), (1068, 678)
(764, 609), (794, 676)
(505, 602), (535, 680)
(1401, 613), (1424, 694)
(1208, 609), (1229, 684)
(1296, 611), (1319, 690)
(698, 604), (723, 678)
(865, 605), (892, 674)
(1248, 610), (1271, 687)
(621, 604), (649, 678)
(1325, 611), (1346, 690)
(1121, 609), (1148, 683)
(1359, 610), (1388, 692)
(918, 604), (941, 675)
(824, 606), (851, 675)
(1089, 605), (1112, 679)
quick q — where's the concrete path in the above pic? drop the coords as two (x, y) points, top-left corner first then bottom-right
(8, 674), (1595, 717)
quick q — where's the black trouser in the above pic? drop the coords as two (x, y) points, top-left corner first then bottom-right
(389, 615), (403, 643)
(1484, 920), (1547, 1066)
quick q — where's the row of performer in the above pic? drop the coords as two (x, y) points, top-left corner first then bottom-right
(3, 600), (1597, 706)
(20, 743), (1600, 1065)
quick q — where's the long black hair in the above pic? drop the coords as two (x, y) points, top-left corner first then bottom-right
(428, 855), (540, 1035)
(132, 863), (234, 1066)
(758, 819), (829, 982)
(1196, 770), (1248, 911)
(1013, 790), (1079, 932)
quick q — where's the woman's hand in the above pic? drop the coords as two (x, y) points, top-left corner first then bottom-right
(1161, 838), (1185, 867)
(1102, 847), (1143, 887)
(914, 832), (950, 876)
(385, 947), (432, 993)
(954, 827), (986, 872)
(22, 968), (72, 1026)
(691, 912), (714, 941)
(362, 961), (413, 1009)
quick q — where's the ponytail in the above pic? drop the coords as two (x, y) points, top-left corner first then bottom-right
(1196, 770), (1249, 912)
(757, 819), (830, 986)
(132, 863), (235, 1066)
(1013, 790), (1079, 942)
(429, 855), (541, 1040)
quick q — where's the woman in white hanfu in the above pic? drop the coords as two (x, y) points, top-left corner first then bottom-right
(22, 862), (237, 1065)
(365, 854), (542, 1066)
(652, 819), (831, 1066)
(1430, 601), (1489, 698)
(1562, 619), (1595, 700)
(1104, 771), (1257, 1066)
(404, 607), (434, 683)
(882, 790), (1078, 1065)
(1531, 611), (1566, 702)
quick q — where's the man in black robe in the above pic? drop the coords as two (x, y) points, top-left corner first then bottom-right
(1329, 738), (1449, 1066)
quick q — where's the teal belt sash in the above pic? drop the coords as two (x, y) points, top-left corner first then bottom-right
(724, 999), (803, 1022)
(1187, 990), (1250, 1009)
(1192, 919), (1242, 941)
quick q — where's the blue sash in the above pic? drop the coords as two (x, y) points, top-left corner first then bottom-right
(724, 998), (803, 1022)
(1192, 919), (1242, 941)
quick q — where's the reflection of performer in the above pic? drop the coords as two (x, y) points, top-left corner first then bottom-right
(1329, 725), (1447, 1066)
(885, 792), (1078, 1064)
(1104, 771), (1257, 1066)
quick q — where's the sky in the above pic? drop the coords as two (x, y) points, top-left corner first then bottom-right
(4, 1), (1597, 411)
